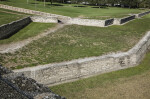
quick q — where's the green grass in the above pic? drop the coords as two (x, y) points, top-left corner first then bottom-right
(0, 0), (147, 19)
(0, 22), (56, 44)
(50, 51), (150, 99)
(0, 14), (150, 69)
(0, 8), (29, 25)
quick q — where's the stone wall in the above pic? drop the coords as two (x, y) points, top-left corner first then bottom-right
(31, 17), (114, 27)
(14, 31), (150, 86)
(30, 16), (58, 23)
(66, 18), (106, 27)
(136, 11), (150, 18)
(0, 65), (65, 99)
(0, 17), (32, 39)
(114, 15), (136, 25)
(120, 15), (136, 24)
(105, 18), (114, 26)
(0, 4), (69, 19)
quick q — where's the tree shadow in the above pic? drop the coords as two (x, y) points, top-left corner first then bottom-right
(0, 0), (10, 2)
(30, 3), (39, 4)
(47, 4), (64, 6)
(92, 6), (108, 9)
(74, 6), (87, 7)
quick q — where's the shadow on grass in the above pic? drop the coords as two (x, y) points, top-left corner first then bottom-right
(47, 4), (64, 6)
(92, 6), (108, 9)
(0, 0), (10, 2)
(74, 6), (87, 7)
(30, 3), (39, 4)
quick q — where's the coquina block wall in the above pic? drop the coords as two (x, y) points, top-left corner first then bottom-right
(65, 18), (114, 27)
(105, 18), (114, 26)
(14, 31), (150, 86)
(66, 18), (106, 27)
(0, 65), (65, 99)
(30, 16), (58, 23)
(0, 4), (69, 19)
(0, 17), (32, 39)
(136, 11), (150, 18)
(30, 16), (114, 27)
(114, 15), (136, 25)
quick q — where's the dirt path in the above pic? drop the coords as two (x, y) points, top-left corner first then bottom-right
(0, 24), (65, 53)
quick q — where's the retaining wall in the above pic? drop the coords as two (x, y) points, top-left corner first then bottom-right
(136, 11), (150, 18)
(65, 18), (114, 27)
(66, 18), (106, 27)
(120, 15), (136, 24)
(105, 18), (114, 26)
(114, 15), (136, 25)
(14, 31), (150, 86)
(30, 16), (58, 23)
(0, 17), (32, 39)
(0, 65), (65, 99)
(31, 17), (114, 27)
(0, 4), (69, 19)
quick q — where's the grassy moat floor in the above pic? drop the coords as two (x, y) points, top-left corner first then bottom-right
(0, 8), (29, 25)
(50, 51), (150, 99)
(0, 3), (150, 99)
(0, 22), (56, 44)
(0, 14), (150, 69)
(0, 0), (148, 19)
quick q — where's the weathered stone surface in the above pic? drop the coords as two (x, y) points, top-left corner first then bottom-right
(0, 17), (32, 40)
(31, 16), (58, 23)
(0, 79), (28, 99)
(0, 65), (13, 75)
(66, 18), (106, 27)
(105, 18), (114, 26)
(0, 65), (65, 99)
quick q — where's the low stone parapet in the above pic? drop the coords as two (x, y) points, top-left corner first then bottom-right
(66, 18), (106, 27)
(30, 16), (58, 23)
(14, 31), (150, 86)
(0, 17), (32, 40)
(105, 18), (114, 26)
(136, 11), (150, 18)
(114, 15), (136, 25)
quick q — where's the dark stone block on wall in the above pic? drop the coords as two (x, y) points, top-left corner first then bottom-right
(0, 17), (32, 40)
(120, 15), (135, 24)
(0, 65), (66, 99)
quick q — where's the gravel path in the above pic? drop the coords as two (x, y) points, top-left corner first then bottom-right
(0, 24), (65, 53)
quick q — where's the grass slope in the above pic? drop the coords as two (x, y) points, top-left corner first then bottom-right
(50, 51), (150, 99)
(0, 8), (28, 25)
(0, 0), (147, 19)
(0, 22), (56, 44)
(0, 15), (150, 69)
